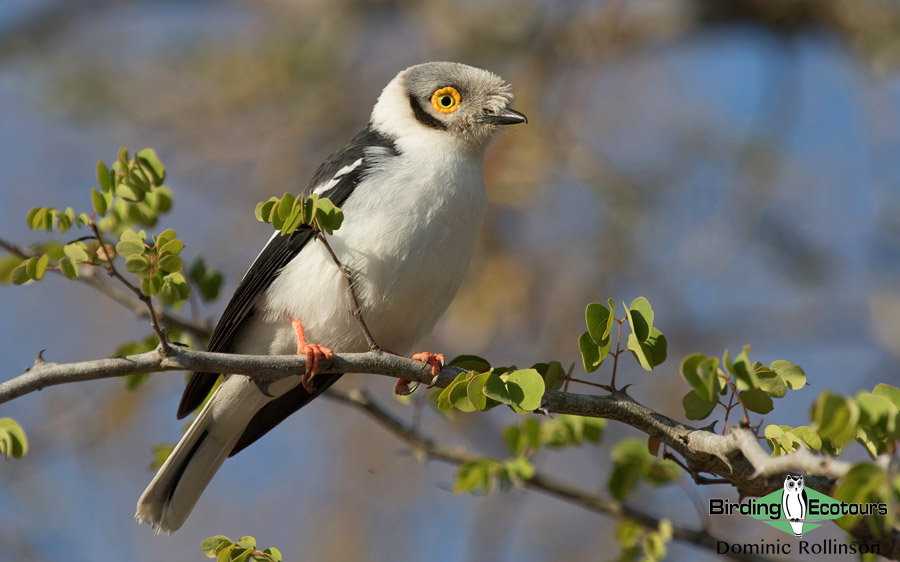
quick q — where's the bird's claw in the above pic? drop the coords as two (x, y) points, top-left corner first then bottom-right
(411, 352), (444, 377)
(297, 343), (334, 392)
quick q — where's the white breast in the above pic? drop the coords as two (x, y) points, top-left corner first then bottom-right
(251, 139), (487, 357)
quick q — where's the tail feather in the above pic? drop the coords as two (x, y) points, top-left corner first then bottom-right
(135, 376), (269, 533)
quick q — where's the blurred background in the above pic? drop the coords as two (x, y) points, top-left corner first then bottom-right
(1, 0), (899, 560)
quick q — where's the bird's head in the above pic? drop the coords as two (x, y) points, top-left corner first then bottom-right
(371, 61), (527, 150)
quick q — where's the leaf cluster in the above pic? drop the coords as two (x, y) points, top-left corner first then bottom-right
(679, 346), (807, 422)
(255, 193), (343, 235)
(608, 439), (680, 501)
(578, 297), (667, 380)
(117, 228), (189, 306)
(436, 355), (551, 414)
(201, 536), (281, 562)
(616, 518), (673, 562)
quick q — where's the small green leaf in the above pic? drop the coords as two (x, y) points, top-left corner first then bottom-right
(727, 346), (758, 390)
(136, 148), (166, 185)
(10, 261), (31, 285)
(483, 372), (512, 405)
(125, 256), (151, 274)
(263, 548), (282, 562)
(0, 418), (28, 459)
(756, 369), (787, 399)
(58, 257), (78, 279)
(97, 160), (113, 192)
(770, 360), (806, 390)
(578, 331), (602, 373)
(157, 254), (183, 273)
(682, 390), (717, 420)
(811, 391), (860, 446)
(504, 369), (545, 411)
(448, 374), (475, 412)
(436, 371), (469, 411)
(585, 302), (611, 344)
(255, 198), (278, 223)
(872, 383), (900, 410)
(26, 254), (48, 280)
(0, 255), (24, 284)
(91, 188), (108, 216)
(116, 239), (145, 258)
(626, 296), (654, 342)
(448, 355), (491, 372)
(466, 372), (491, 410)
(158, 239), (184, 256)
(64, 242), (91, 263)
(790, 426), (822, 450)
(740, 388), (773, 414)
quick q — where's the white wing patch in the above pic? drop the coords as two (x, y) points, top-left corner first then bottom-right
(311, 158), (363, 195)
(241, 230), (280, 282)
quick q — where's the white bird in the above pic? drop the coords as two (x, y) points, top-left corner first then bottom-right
(135, 61), (527, 533)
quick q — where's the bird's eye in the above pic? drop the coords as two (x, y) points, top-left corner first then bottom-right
(431, 86), (461, 114)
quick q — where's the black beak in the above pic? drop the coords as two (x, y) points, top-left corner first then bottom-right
(480, 108), (528, 126)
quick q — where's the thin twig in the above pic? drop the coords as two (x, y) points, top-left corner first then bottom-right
(87, 221), (170, 352)
(0, 235), (211, 340)
(316, 231), (380, 351)
(324, 387), (776, 562)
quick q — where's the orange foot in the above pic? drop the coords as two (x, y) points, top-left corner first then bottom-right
(291, 317), (334, 393)
(393, 352), (445, 395)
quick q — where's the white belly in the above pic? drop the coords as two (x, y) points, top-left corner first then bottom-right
(245, 148), (487, 357)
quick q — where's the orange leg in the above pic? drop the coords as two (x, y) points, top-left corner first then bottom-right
(291, 317), (334, 392)
(394, 352), (445, 396)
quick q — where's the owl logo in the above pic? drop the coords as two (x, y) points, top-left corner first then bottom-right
(782, 474), (808, 538)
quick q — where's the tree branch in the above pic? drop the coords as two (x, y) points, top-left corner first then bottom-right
(324, 387), (776, 562)
(3, 346), (897, 557)
(0, 236), (212, 340)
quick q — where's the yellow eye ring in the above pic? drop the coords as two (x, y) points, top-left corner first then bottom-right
(431, 86), (461, 114)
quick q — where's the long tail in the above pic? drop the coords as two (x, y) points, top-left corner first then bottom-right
(135, 376), (268, 534)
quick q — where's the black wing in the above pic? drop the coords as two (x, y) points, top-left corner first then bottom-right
(176, 126), (398, 422)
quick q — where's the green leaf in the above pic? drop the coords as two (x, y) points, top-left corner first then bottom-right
(91, 188), (108, 216)
(136, 148), (166, 185)
(0, 255), (24, 284)
(627, 327), (667, 371)
(314, 197), (344, 234)
(739, 388), (773, 414)
(255, 198), (278, 223)
(217, 545), (235, 562)
(158, 239), (184, 256)
(448, 354), (491, 372)
(58, 257), (78, 279)
(578, 331), (602, 373)
(466, 372), (491, 411)
(790, 426), (822, 450)
(125, 256), (151, 274)
(811, 391), (860, 446)
(436, 371), (469, 411)
(64, 242), (91, 263)
(503, 369), (545, 411)
(682, 390), (717, 420)
(96, 160), (113, 192)
(262, 548), (282, 562)
(770, 360), (806, 390)
(157, 254), (183, 273)
(832, 463), (889, 531)
(25, 254), (48, 280)
(0, 418), (28, 459)
(872, 383), (900, 410)
(448, 374), (475, 412)
(609, 440), (649, 501)
(756, 369), (787, 399)
(533, 361), (565, 391)
(483, 372), (512, 405)
(726, 346), (758, 390)
(189, 259), (224, 302)
(116, 239), (145, 258)
(585, 302), (611, 344)
(626, 296), (654, 342)
(10, 261), (31, 285)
